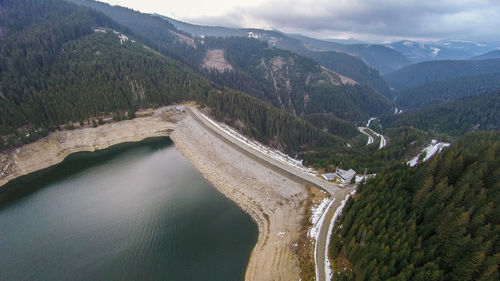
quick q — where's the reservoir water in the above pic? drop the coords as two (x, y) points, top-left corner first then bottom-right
(0, 138), (257, 281)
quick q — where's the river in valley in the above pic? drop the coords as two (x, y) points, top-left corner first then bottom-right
(0, 138), (257, 281)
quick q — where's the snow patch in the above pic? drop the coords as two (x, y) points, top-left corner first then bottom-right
(430, 47), (440, 57)
(407, 139), (450, 167)
(112, 30), (129, 44)
(94, 28), (129, 44)
(355, 174), (376, 183)
(403, 40), (415, 47)
(248, 31), (260, 39)
(308, 197), (333, 239)
(444, 39), (487, 47)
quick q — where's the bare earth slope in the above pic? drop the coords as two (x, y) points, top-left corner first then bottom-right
(202, 49), (234, 71)
(0, 114), (174, 187)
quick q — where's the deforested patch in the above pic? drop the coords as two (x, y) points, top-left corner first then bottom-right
(202, 49), (234, 72)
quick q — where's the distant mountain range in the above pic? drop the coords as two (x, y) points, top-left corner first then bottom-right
(395, 73), (500, 109)
(473, 50), (500, 60)
(160, 15), (411, 75)
(156, 15), (500, 68)
(386, 40), (500, 62)
(384, 58), (500, 90)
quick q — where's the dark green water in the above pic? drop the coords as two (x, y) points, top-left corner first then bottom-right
(0, 138), (257, 281)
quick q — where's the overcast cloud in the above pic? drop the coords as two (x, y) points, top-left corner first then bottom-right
(102, 0), (500, 42)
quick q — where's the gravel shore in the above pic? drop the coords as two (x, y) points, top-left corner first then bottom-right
(171, 111), (309, 281)
(0, 115), (174, 187)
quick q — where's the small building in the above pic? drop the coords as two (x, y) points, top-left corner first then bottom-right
(336, 169), (356, 183)
(322, 173), (336, 181)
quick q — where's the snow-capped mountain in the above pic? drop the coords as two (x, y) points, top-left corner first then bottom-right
(434, 40), (498, 56)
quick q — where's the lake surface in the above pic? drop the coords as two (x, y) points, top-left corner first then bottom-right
(0, 138), (257, 281)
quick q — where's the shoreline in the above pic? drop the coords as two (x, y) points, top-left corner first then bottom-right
(0, 115), (175, 187)
(171, 110), (310, 281)
(1, 107), (315, 281)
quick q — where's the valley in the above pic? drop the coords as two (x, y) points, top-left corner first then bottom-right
(1, 0), (499, 280)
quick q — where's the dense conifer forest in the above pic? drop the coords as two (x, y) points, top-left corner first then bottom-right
(198, 37), (392, 122)
(384, 91), (500, 136)
(306, 50), (393, 99)
(395, 73), (500, 109)
(329, 132), (500, 281)
(385, 58), (500, 90)
(0, 0), (210, 145)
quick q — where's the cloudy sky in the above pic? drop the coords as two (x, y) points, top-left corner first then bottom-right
(101, 0), (500, 42)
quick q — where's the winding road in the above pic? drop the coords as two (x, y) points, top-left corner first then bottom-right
(358, 127), (387, 149)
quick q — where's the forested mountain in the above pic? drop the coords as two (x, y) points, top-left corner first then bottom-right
(305, 51), (393, 98)
(473, 50), (500, 60)
(258, 34), (394, 98)
(302, 126), (445, 173)
(385, 40), (499, 62)
(66, 0), (393, 120)
(0, 0), (146, 130)
(304, 114), (359, 140)
(384, 91), (500, 136)
(0, 0), (345, 154)
(386, 40), (469, 62)
(288, 34), (411, 74)
(0, 31), (210, 130)
(395, 73), (500, 109)
(329, 131), (500, 281)
(165, 16), (411, 74)
(66, 0), (201, 66)
(385, 59), (500, 90)
(433, 40), (499, 57)
(197, 37), (392, 122)
(159, 15), (394, 97)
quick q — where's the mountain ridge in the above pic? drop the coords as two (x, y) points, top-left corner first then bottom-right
(385, 58), (500, 90)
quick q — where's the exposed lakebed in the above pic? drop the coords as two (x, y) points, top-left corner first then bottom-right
(0, 137), (257, 281)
